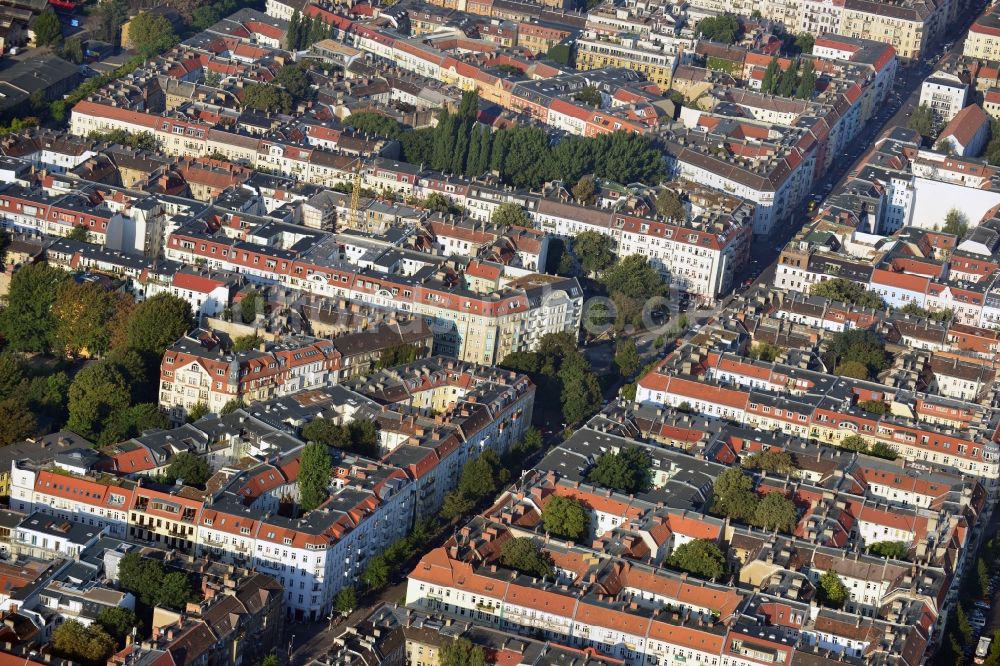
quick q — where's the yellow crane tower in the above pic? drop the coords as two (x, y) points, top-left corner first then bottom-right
(348, 163), (364, 232)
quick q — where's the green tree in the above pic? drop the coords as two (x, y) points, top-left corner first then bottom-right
(655, 189), (686, 220)
(260, 655), (280, 666)
(400, 128), (435, 165)
(157, 571), (197, 609)
(220, 399), (243, 415)
(573, 86), (602, 107)
(334, 587), (356, 614)
(67, 362), (131, 442)
(943, 208), (969, 237)
(458, 450), (508, 501)
(615, 338), (640, 377)
(816, 569), (848, 608)
(298, 441), (332, 511)
(375, 343), (423, 368)
(741, 450), (795, 474)
(94, 0), (128, 43)
(588, 446), (652, 494)
(777, 58), (800, 97)
(192, 4), (221, 29)
(2, 262), (70, 353)
(0, 353), (23, 402)
(572, 230), (615, 275)
(572, 177), (596, 204)
(796, 59), (816, 99)
(752, 492), (798, 533)
(33, 10), (62, 46)
(712, 467), (758, 523)
(491, 202), (530, 227)
(957, 604), (973, 645)
(52, 620), (116, 666)
(186, 402), (209, 423)
(867, 541), (908, 560)
(500, 537), (553, 577)
(592, 132), (664, 185)
(439, 637), (487, 666)
(667, 539), (725, 580)
(869, 442), (898, 460)
(835, 360), (871, 380)
(240, 290), (263, 324)
(441, 490), (475, 520)
(858, 399), (888, 415)
(761, 57), (781, 94)
(119, 294), (192, 356)
(908, 103), (936, 142)
(0, 400), (36, 446)
(285, 9), (301, 49)
(275, 64), (312, 102)
(839, 435), (869, 452)
(164, 452), (211, 487)
(825, 329), (889, 379)
(696, 14), (740, 43)
(95, 607), (141, 649)
(344, 112), (401, 138)
(541, 495), (589, 540)
(243, 83), (293, 113)
(749, 341), (782, 362)
(232, 334), (264, 353)
(602, 254), (668, 330)
(104, 403), (169, 443)
(53, 280), (131, 358)
(361, 554), (390, 590)
(127, 12), (178, 57)
(60, 36), (84, 63)
(794, 33), (815, 54)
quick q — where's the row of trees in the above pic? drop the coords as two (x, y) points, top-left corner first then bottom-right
(441, 449), (510, 519)
(760, 57), (817, 99)
(398, 92), (666, 189)
(286, 10), (334, 51)
(500, 332), (602, 427)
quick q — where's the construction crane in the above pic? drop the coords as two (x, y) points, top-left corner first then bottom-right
(348, 163), (364, 232)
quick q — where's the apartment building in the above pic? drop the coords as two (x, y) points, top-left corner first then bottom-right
(574, 33), (679, 90)
(11, 358), (535, 622)
(965, 3), (1000, 59)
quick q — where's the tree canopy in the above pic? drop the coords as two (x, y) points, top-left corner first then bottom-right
(118, 553), (196, 610)
(712, 467), (758, 524)
(867, 540), (908, 560)
(164, 452), (211, 487)
(53, 280), (132, 358)
(33, 10), (62, 46)
(1, 262), (70, 353)
(696, 14), (740, 43)
(298, 441), (333, 511)
(127, 11), (178, 57)
(301, 418), (380, 457)
(908, 104), (936, 143)
(95, 607), (141, 649)
(491, 202), (530, 227)
(588, 446), (652, 494)
(741, 450), (795, 475)
(601, 254), (669, 330)
(243, 83), (293, 113)
(667, 539), (725, 580)
(824, 329), (889, 380)
(810, 277), (886, 309)
(573, 230), (616, 275)
(655, 189), (686, 220)
(52, 620), (116, 666)
(541, 495), (589, 541)
(500, 332), (601, 426)
(440, 638), (488, 666)
(816, 570), (848, 608)
(943, 208), (969, 237)
(500, 537), (553, 578)
(118, 293), (192, 357)
(753, 492), (798, 533)
(344, 112), (402, 139)
(399, 93), (665, 189)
